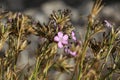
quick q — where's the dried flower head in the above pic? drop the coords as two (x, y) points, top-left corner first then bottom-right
(88, 0), (103, 25)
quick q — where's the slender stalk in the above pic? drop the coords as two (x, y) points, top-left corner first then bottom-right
(101, 32), (115, 70)
(78, 23), (91, 80)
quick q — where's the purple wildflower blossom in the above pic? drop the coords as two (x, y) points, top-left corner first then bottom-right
(64, 47), (76, 56)
(69, 50), (76, 56)
(54, 32), (68, 48)
(71, 31), (76, 41)
(104, 20), (112, 28)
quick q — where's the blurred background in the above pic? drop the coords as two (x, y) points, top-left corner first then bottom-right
(0, 1), (120, 79)
(0, 0), (120, 26)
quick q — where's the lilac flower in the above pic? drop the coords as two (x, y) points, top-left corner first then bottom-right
(69, 50), (76, 56)
(64, 47), (76, 56)
(71, 31), (76, 41)
(54, 32), (68, 48)
(104, 20), (112, 28)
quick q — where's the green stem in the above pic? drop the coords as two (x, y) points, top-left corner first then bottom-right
(78, 23), (91, 80)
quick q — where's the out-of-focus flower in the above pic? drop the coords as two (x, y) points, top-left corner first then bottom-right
(71, 31), (76, 41)
(64, 47), (76, 56)
(54, 32), (68, 48)
(104, 20), (112, 28)
(69, 50), (76, 56)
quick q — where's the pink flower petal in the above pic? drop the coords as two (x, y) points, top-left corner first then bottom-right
(72, 31), (75, 36)
(63, 35), (68, 40)
(64, 48), (76, 56)
(54, 36), (60, 42)
(58, 42), (63, 48)
(70, 51), (76, 56)
(58, 32), (63, 38)
(67, 49), (71, 53)
(104, 20), (112, 28)
(62, 40), (68, 44)
(64, 47), (68, 53)
(71, 31), (76, 41)
(73, 36), (76, 41)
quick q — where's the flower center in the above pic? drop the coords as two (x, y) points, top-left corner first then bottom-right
(59, 37), (63, 42)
